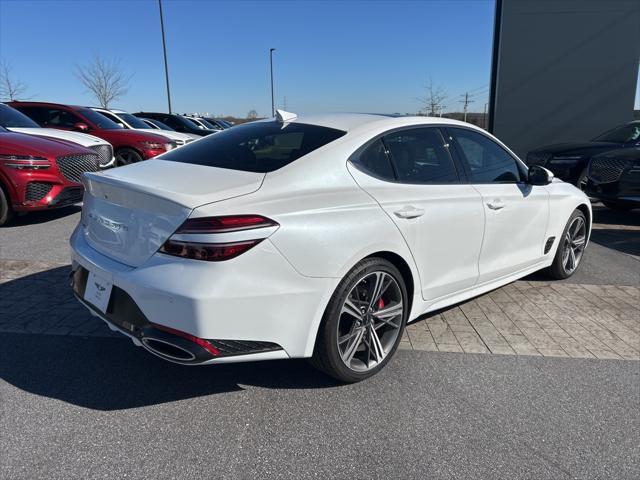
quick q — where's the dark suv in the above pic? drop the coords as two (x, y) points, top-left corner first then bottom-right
(133, 112), (213, 137)
(526, 121), (640, 189)
(586, 148), (639, 211)
(10, 102), (174, 166)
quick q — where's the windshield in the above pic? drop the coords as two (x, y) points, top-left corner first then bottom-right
(195, 118), (217, 129)
(118, 112), (151, 129)
(78, 108), (123, 130)
(0, 104), (40, 128)
(161, 121), (346, 173)
(593, 123), (640, 143)
(175, 116), (200, 128)
(145, 118), (175, 131)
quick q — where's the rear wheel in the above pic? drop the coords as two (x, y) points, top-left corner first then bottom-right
(311, 257), (408, 383)
(115, 148), (143, 166)
(547, 209), (587, 279)
(0, 184), (14, 227)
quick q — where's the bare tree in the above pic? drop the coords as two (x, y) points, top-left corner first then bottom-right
(0, 61), (29, 101)
(75, 55), (131, 108)
(420, 77), (448, 117)
(247, 109), (258, 119)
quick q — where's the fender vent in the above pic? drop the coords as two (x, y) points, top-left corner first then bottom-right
(544, 237), (556, 254)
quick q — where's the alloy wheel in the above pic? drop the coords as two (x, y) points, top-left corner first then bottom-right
(562, 216), (586, 274)
(337, 271), (404, 372)
(116, 150), (138, 166)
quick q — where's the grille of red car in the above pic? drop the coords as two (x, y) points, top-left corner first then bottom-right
(89, 144), (113, 167)
(56, 154), (100, 184)
(25, 182), (53, 201)
(588, 157), (629, 183)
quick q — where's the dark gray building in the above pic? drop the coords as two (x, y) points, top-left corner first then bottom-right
(489, 0), (640, 158)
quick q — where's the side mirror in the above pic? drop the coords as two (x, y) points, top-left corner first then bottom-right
(528, 165), (554, 185)
(117, 122), (125, 128)
(73, 122), (89, 132)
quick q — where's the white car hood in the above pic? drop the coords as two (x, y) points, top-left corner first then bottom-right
(8, 127), (108, 147)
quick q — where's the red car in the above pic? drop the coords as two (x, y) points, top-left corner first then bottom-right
(0, 126), (100, 225)
(9, 101), (174, 166)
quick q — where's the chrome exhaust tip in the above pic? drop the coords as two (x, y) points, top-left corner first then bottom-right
(141, 337), (197, 362)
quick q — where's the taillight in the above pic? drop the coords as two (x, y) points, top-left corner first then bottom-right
(174, 215), (277, 234)
(159, 239), (262, 261)
(159, 215), (279, 262)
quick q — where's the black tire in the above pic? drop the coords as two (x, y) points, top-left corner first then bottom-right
(576, 167), (588, 191)
(115, 147), (143, 166)
(602, 200), (635, 212)
(0, 183), (15, 227)
(311, 257), (408, 383)
(546, 209), (587, 280)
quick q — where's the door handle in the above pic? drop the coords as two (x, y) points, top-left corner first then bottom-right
(486, 200), (505, 210)
(394, 207), (425, 219)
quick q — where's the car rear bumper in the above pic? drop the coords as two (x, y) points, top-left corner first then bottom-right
(70, 226), (337, 363)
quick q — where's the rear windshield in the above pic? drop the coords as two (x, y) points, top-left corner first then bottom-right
(160, 121), (346, 173)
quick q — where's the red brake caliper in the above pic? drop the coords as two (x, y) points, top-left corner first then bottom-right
(377, 298), (385, 310)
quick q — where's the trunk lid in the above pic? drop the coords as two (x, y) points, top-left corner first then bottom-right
(80, 160), (265, 267)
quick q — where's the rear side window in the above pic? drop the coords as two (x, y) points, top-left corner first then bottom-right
(351, 139), (395, 181)
(160, 121), (346, 173)
(384, 128), (459, 184)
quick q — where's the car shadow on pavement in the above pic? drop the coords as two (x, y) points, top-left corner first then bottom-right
(589, 228), (640, 257)
(0, 266), (340, 410)
(589, 205), (639, 257)
(0, 332), (341, 410)
(5, 205), (81, 227)
(592, 204), (639, 228)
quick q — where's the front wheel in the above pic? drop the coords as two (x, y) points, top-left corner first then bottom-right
(546, 209), (587, 279)
(115, 148), (143, 166)
(0, 185), (14, 227)
(311, 257), (408, 383)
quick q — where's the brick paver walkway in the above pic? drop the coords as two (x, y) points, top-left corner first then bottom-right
(1, 259), (638, 360)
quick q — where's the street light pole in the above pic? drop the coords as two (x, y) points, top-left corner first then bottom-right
(270, 48), (276, 117)
(158, 0), (172, 113)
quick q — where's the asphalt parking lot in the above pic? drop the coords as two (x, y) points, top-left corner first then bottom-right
(1, 203), (639, 479)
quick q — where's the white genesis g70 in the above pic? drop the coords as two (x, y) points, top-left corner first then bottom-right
(71, 111), (591, 382)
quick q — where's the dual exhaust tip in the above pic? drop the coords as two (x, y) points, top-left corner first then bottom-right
(141, 337), (198, 362)
(140, 326), (216, 364)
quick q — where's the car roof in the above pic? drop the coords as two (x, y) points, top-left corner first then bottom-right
(271, 112), (483, 134)
(135, 112), (177, 116)
(9, 101), (86, 110)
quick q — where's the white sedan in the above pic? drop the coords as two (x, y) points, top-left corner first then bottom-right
(71, 111), (590, 382)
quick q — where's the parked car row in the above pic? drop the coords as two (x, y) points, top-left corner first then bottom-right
(0, 101), (230, 226)
(526, 120), (640, 210)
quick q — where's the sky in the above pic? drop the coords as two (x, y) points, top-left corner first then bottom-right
(0, 0), (497, 117)
(0, 0), (638, 118)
